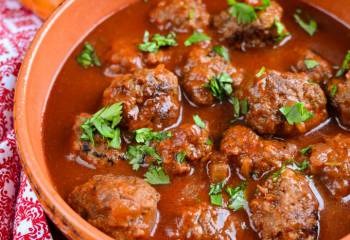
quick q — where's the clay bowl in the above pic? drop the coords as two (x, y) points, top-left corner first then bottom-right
(14, 0), (350, 239)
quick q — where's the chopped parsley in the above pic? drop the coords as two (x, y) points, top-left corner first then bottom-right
(80, 102), (123, 149)
(294, 160), (310, 172)
(184, 31), (211, 46)
(193, 115), (206, 129)
(138, 31), (177, 53)
(207, 73), (233, 101)
(330, 84), (338, 97)
(294, 9), (318, 36)
(271, 164), (287, 182)
(135, 128), (171, 144)
(304, 59), (320, 70)
(76, 42), (101, 68)
(231, 97), (249, 118)
(209, 181), (226, 207)
(274, 18), (290, 42)
(254, 0), (271, 11)
(206, 138), (213, 145)
(176, 151), (186, 164)
(144, 165), (170, 185)
(300, 145), (312, 156)
(126, 145), (161, 170)
(256, 66), (266, 78)
(228, 0), (271, 25)
(336, 50), (350, 77)
(226, 182), (247, 211)
(279, 102), (314, 125)
(213, 45), (230, 61)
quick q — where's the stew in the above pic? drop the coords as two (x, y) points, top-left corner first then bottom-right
(43, 0), (350, 239)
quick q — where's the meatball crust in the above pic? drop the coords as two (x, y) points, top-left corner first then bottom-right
(310, 134), (350, 197)
(71, 114), (125, 167)
(103, 64), (180, 131)
(327, 73), (350, 127)
(169, 203), (241, 240)
(150, 123), (213, 175)
(236, 70), (328, 136)
(182, 45), (244, 106)
(207, 152), (231, 183)
(213, 1), (286, 50)
(293, 49), (333, 84)
(250, 169), (319, 240)
(149, 0), (210, 33)
(68, 175), (160, 240)
(220, 125), (297, 178)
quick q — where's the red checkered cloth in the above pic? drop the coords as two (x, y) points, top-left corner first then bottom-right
(0, 0), (52, 239)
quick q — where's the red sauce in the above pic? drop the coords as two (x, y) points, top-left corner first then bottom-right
(43, 0), (350, 239)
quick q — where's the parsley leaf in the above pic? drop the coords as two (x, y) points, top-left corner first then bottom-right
(126, 145), (161, 170)
(80, 102), (123, 149)
(254, 0), (271, 11)
(193, 115), (206, 129)
(176, 151), (186, 164)
(76, 42), (101, 68)
(226, 182), (247, 211)
(213, 45), (230, 61)
(294, 160), (310, 171)
(271, 164), (287, 182)
(256, 67), (266, 78)
(279, 102), (314, 125)
(135, 128), (171, 144)
(336, 50), (350, 77)
(274, 18), (290, 42)
(206, 138), (213, 145)
(228, 0), (257, 25)
(184, 31), (211, 46)
(144, 165), (170, 185)
(330, 84), (338, 97)
(300, 146), (312, 156)
(210, 194), (224, 206)
(138, 31), (177, 53)
(294, 9), (318, 36)
(304, 59), (320, 70)
(209, 181), (226, 207)
(231, 97), (249, 118)
(207, 73), (233, 101)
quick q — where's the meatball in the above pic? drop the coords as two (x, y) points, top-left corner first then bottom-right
(71, 114), (125, 167)
(182, 45), (244, 106)
(292, 49), (332, 84)
(236, 70), (328, 135)
(150, 123), (213, 175)
(68, 175), (160, 240)
(169, 203), (241, 240)
(250, 169), (319, 240)
(310, 134), (350, 197)
(213, 1), (287, 50)
(220, 125), (297, 178)
(103, 64), (180, 131)
(149, 0), (210, 33)
(327, 73), (350, 127)
(207, 152), (231, 183)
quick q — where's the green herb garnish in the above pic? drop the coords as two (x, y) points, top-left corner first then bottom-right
(330, 84), (338, 97)
(294, 9), (318, 36)
(206, 138), (213, 145)
(138, 31), (177, 53)
(294, 160), (310, 171)
(336, 50), (350, 77)
(226, 182), (247, 211)
(144, 165), (170, 185)
(126, 145), (161, 170)
(231, 97), (249, 118)
(271, 164), (287, 182)
(209, 181), (226, 207)
(76, 42), (101, 68)
(300, 146), (312, 156)
(256, 67), (266, 78)
(228, 0), (271, 25)
(80, 102), (123, 149)
(176, 151), (186, 164)
(213, 45), (230, 61)
(193, 115), (206, 129)
(184, 31), (211, 46)
(274, 18), (290, 42)
(304, 59), (320, 70)
(279, 102), (314, 125)
(135, 128), (171, 144)
(207, 73), (233, 101)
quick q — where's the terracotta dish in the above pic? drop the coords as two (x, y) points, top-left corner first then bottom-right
(15, 0), (350, 239)
(20, 0), (64, 19)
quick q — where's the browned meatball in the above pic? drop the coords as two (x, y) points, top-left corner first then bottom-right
(150, 123), (213, 175)
(207, 152), (231, 183)
(327, 73), (350, 127)
(250, 169), (319, 240)
(292, 49), (332, 84)
(103, 64), (180, 131)
(310, 134), (350, 197)
(220, 125), (297, 178)
(213, 1), (287, 50)
(236, 70), (328, 136)
(71, 114), (125, 167)
(168, 203), (242, 240)
(149, 0), (210, 33)
(68, 175), (160, 240)
(182, 45), (243, 106)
